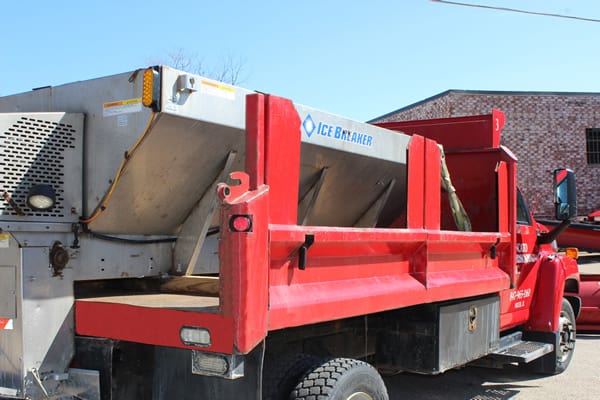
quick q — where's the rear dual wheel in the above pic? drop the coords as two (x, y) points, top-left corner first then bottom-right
(263, 353), (321, 400)
(290, 358), (388, 400)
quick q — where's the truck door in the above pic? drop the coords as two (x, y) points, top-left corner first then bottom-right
(514, 190), (537, 306)
(516, 190), (538, 268)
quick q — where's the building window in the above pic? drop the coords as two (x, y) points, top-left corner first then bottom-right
(586, 128), (600, 164)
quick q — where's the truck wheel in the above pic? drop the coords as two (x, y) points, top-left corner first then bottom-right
(262, 353), (321, 400)
(290, 358), (388, 400)
(528, 298), (576, 375)
(554, 298), (576, 373)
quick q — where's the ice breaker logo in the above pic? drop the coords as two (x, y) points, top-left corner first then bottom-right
(302, 114), (374, 147)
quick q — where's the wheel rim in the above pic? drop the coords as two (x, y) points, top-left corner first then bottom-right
(557, 310), (575, 362)
(347, 392), (374, 400)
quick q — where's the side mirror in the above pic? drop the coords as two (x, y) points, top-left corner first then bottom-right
(554, 169), (577, 221)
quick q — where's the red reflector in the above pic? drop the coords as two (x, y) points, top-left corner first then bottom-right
(230, 215), (252, 232)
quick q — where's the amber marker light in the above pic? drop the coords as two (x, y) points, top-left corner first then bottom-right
(565, 247), (579, 259)
(142, 68), (160, 110)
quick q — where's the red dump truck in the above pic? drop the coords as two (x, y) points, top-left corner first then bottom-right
(0, 66), (580, 399)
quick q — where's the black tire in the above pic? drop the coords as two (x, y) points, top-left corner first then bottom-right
(262, 353), (322, 400)
(290, 358), (389, 400)
(528, 298), (576, 375)
(554, 298), (576, 372)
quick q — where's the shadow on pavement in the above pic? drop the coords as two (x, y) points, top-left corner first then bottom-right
(384, 365), (543, 400)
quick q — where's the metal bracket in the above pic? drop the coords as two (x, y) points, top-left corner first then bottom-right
(298, 234), (315, 271)
(30, 368), (50, 399)
(490, 237), (501, 260)
(217, 171), (250, 203)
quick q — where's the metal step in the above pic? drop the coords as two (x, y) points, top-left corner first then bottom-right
(490, 340), (554, 363)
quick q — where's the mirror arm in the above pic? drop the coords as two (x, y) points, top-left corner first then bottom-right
(537, 219), (572, 245)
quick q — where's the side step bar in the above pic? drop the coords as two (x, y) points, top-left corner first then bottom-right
(476, 332), (553, 367)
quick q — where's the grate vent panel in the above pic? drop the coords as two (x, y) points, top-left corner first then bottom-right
(0, 116), (77, 218)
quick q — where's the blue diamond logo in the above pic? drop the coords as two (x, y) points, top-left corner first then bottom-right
(302, 114), (316, 138)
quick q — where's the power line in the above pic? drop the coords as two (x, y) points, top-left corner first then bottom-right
(431, 0), (600, 23)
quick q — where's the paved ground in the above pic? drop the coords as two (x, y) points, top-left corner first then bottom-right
(383, 334), (600, 399)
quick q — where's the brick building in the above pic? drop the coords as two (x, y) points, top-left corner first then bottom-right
(371, 90), (600, 218)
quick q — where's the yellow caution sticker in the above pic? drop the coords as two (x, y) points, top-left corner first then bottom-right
(0, 233), (9, 249)
(200, 80), (236, 100)
(103, 98), (143, 117)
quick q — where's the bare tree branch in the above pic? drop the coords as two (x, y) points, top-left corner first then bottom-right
(210, 54), (247, 86)
(146, 49), (247, 85)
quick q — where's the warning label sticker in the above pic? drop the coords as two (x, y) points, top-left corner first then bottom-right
(0, 318), (13, 330)
(200, 80), (235, 100)
(0, 233), (9, 248)
(103, 98), (143, 117)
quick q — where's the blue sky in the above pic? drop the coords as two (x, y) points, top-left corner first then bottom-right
(1, 1), (599, 121)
